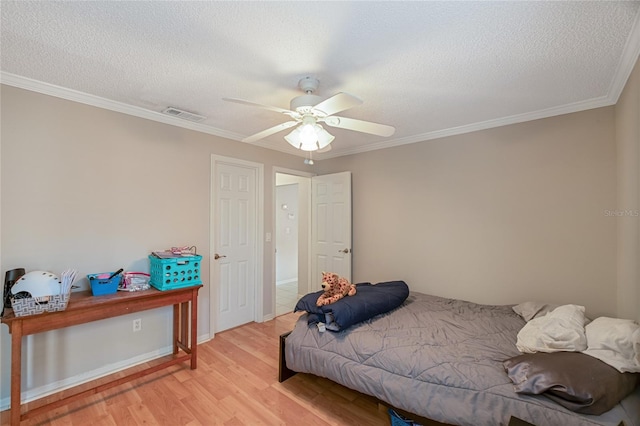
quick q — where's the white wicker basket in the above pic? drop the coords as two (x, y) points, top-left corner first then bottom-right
(10, 293), (71, 317)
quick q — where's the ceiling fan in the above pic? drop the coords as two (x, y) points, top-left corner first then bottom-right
(223, 77), (395, 152)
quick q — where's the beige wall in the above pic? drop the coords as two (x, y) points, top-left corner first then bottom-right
(0, 85), (310, 406)
(2, 58), (638, 406)
(316, 107), (618, 318)
(615, 56), (640, 322)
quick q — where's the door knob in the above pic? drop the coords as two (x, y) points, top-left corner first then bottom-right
(338, 248), (351, 254)
(214, 253), (227, 260)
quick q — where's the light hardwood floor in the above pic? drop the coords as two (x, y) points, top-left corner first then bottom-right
(1, 312), (392, 426)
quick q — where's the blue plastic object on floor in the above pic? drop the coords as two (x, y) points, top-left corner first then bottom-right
(388, 408), (422, 426)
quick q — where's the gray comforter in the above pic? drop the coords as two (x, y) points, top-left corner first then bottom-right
(285, 292), (640, 426)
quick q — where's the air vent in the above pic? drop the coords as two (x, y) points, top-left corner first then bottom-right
(161, 107), (206, 123)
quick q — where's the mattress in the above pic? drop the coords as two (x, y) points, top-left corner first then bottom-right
(284, 292), (640, 426)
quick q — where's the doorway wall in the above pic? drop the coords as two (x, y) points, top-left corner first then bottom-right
(275, 172), (311, 315)
(276, 183), (299, 286)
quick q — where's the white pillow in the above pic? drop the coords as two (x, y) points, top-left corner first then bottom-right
(582, 317), (640, 373)
(516, 304), (587, 353)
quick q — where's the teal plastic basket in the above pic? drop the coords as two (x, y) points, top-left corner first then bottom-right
(88, 272), (121, 296)
(149, 254), (202, 291)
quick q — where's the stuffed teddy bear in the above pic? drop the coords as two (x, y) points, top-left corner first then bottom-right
(316, 271), (357, 306)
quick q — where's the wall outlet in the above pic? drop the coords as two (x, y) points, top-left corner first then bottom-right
(133, 318), (142, 332)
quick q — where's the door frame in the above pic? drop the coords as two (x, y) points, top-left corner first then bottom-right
(210, 155), (264, 338)
(272, 167), (314, 317)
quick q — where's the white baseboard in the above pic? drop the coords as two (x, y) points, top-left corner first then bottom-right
(276, 278), (297, 286)
(262, 313), (275, 322)
(0, 332), (211, 411)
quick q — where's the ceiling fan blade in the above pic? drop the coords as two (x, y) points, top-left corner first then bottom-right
(223, 97), (295, 116)
(311, 92), (363, 116)
(242, 121), (298, 143)
(322, 116), (395, 137)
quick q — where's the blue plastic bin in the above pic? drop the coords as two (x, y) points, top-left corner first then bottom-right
(88, 272), (121, 296)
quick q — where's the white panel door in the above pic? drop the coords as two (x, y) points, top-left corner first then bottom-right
(311, 172), (352, 292)
(213, 160), (258, 332)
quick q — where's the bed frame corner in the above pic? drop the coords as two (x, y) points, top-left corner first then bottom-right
(278, 331), (297, 382)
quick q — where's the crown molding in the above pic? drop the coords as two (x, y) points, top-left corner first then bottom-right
(322, 94), (615, 159)
(0, 72), (244, 141)
(1, 51), (634, 162)
(0, 71), (317, 159)
(606, 6), (640, 104)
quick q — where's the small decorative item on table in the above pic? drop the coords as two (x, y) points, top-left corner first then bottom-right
(119, 272), (151, 292)
(88, 269), (122, 296)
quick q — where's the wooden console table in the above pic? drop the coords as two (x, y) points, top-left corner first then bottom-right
(1, 284), (202, 425)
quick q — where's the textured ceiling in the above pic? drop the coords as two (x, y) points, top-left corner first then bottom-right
(2, 1), (640, 160)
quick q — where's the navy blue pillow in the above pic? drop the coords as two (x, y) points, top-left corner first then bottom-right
(294, 281), (409, 331)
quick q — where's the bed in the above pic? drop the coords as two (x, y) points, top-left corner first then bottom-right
(282, 288), (640, 426)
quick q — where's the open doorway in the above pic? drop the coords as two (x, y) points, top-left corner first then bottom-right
(275, 172), (311, 316)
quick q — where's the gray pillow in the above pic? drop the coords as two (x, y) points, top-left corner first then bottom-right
(512, 301), (559, 321)
(504, 352), (639, 415)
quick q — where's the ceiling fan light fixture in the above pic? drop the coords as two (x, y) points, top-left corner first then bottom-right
(285, 123), (334, 151)
(284, 126), (304, 149)
(315, 124), (335, 148)
(299, 123), (318, 145)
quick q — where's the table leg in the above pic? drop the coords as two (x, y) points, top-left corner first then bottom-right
(173, 304), (179, 355)
(181, 303), (188, 347)
(190, 287), (198, 369)
(10, 321), (23, 426)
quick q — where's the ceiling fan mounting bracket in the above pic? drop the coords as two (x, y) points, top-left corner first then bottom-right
(298, 76), (319, 94)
